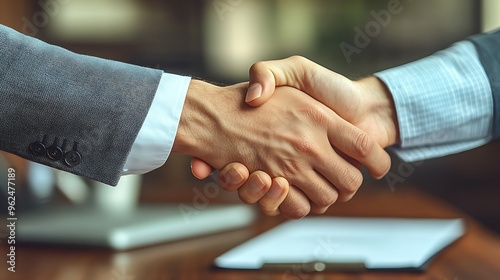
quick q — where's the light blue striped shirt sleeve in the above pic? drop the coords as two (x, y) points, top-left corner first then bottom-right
(375, 41), (494, 162)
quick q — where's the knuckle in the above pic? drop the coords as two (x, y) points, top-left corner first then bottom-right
(249, 61), (267, 74)
(291, 135), (318, 156)
(280, 159), (302, 177)
(342, 169), (363, 195)
(307, 180), (338, 208)
(354, 131), (374, 158)
(316, 191), (338, 208)
(303, 106), (329, 125)
(286, 205), (310, 219)
(339, 192), (356, 203)
(289, 55), (307, 65)
(279, 189), (311, 219)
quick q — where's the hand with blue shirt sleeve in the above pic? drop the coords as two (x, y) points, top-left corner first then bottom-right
(190, 56), (397, 216)
(192, 34), (498, 212)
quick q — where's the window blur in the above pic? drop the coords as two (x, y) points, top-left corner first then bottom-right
(39, 0), (480, 82)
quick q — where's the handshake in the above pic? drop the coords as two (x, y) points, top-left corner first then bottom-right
(173, 56), (399, 219)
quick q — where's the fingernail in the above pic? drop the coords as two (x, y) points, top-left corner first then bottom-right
(245, 83), (262, 102)
(228, 168), (245, 185)
(248, 176), (265, 194)
(191, 163), (203, 180)
(268, 181), (284, 198)
(227, 167), (244, 185)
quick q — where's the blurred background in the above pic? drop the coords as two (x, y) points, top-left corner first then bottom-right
(0, 0), (499, 236)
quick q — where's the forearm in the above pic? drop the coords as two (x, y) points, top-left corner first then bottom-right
(173, 80), (229, 159)
(0, 24), (162, 185)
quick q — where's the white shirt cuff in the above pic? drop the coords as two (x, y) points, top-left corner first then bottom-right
(122, 73), (191, 174)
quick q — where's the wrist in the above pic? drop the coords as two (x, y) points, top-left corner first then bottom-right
(356, 76), (400, 147)
(173, 79), (220, 156)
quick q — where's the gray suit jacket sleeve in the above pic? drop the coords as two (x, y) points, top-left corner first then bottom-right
(0, 25), (163, 186)
(468, 30), (500, 140)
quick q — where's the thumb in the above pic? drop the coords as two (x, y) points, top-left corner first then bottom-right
(245, 56), (325, 107)
(245, 61), (277, 107)
(190, 157), (215, 179)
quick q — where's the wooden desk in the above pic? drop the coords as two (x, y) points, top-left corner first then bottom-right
(2, 185), (500, 280)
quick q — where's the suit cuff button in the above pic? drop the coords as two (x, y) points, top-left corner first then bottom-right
(64, 150), (82, 167)
(29, 142), (46, 156)
(47, 145), (63, 160)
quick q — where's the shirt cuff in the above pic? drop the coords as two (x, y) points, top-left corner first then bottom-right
(375, 41), (493, 162)
(123, 73), (191, 174)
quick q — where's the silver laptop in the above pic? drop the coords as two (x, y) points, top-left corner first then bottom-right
(17, 204), (256, 250)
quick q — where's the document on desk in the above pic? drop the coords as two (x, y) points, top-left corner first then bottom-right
(215, 217), (464, 271)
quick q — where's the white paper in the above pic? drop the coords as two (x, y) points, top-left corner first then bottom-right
(215, 217), (464, 270)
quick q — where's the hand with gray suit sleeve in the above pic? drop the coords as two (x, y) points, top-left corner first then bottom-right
(0, 24), (391, 219)
(0, 24), (162, 185)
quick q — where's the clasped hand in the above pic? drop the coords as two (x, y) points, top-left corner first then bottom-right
(182, 56), (398, 218)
